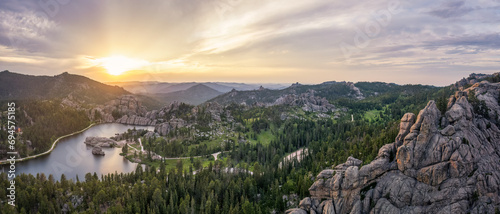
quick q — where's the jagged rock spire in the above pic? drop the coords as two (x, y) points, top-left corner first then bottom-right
(288, 81), (500, 214)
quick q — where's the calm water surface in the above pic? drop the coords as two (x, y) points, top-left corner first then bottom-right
(10, 123), (154, 181)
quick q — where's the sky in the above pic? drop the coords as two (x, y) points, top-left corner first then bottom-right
(0, 0), (499, 86)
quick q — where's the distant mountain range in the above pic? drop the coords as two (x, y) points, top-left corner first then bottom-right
(209, 81), (403, 105)
(107, 81), (290, 105)
(107, 81), (289, 94)
(0, 71), (294, 107)
(0, 70), (449, 109)
(147, 84), (224, 106)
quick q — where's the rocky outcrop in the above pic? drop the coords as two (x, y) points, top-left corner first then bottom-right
(193, 102), (233, 122)
(86, 95), (154, 126)
(116, 115), (156, 126)
(346, 82), (364, 100)
(143, 101), (188, 123)
(454, 72), (499, 89)
(109, 95), (147, 116)
(273, 90), (336, 112)
(285, 208), (308, 214)
(84, 137), (117, 148)
(92, 147), (105, 155)
(288, 82), (500, 214)
(155, 118), (187, 136)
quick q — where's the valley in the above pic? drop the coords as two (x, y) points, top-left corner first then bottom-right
(0, 71), (499, 213)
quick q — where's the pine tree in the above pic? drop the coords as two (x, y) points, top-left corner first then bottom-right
(122, 143), (128, 155)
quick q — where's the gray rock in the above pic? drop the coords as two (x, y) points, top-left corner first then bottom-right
(440, 125), (455, 136)
(316, 201), (327, 214)
(299, 197), (312, 211)
(116, 115), (155, 126)
(273, 90), (337, 113)
(395, 113), (416, 147)
(285, 208), (308, 214)
(92, 147), (105, 155)
(311, 197), (321, 207)
(154, 118), (187, 136)
(317, 170), (335, 179)
(309, 173), (334, 199)
(84, 137), (117, 148)
(322, 200), (337, 214)
(334, 156), (362, 170)
(372, 198), (400, 214)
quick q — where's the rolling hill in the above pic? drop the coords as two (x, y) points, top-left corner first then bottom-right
(148, 84), (224, 105)
(108, 81), (289, 94)
(0, 70), (129, 104)
(209, 81), (437, 106)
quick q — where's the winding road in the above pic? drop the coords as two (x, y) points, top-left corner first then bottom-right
(138, 138), (144, 152)
(126, 143), (223, 161)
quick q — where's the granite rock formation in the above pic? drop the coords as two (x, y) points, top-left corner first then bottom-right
(87, 95), (156, 125)
(155, 118), (188, 136)
(92, 147), (105, 156)
(273, 90), (336, 112)
(84, 137), (117, 148)
(288, 82), (500, 214)
(116, 115), (156, 126)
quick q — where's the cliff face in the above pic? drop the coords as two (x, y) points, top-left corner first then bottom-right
(289, 82), (500, 214)
(87, 95), (156, 126)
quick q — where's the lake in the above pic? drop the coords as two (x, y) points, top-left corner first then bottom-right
(9, 123), (154, 181)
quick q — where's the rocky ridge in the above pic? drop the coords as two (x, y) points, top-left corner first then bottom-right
(454, 72), (499, 89)
(288, 82), (500, 214)
(211, 84), (351, 113)
(85, 95), (156, 126)
(272, 90), (336, 112)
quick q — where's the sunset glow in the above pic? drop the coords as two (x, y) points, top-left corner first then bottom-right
(0, 0), (500, 85)
(91, 56), (149, 76)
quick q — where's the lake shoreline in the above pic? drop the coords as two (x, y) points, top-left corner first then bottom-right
(0, 123), (98, 165)
(7, 123), (155, 181)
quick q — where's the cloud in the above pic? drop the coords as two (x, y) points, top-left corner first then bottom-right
(427, 1), (474, 19)
(424, 33), (500, 50)
(0, 10), (58, 52)
(0, 0), (500, 85)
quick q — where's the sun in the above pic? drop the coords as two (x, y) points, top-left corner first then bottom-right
(93, 55), (149, 75)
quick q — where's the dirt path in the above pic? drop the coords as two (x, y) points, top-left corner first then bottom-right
(138, 138), (144, 152)
(212, 152), (221, 161)
(279, 148), (308, 168)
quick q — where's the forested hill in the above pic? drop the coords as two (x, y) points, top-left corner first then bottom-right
(0, 71), (132, 157)
(147, 84), (224, 105)
(209, 81), (437, 107)
(0, 70), (129, 104)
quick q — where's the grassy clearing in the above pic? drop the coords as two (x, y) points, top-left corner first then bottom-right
(247, 129), (275, 145)
(364, 109), (383, 121)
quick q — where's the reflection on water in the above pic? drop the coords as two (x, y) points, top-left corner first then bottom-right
(14, 123), (154, 181)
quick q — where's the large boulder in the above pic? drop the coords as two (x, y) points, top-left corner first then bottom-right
(92, 147), (105, 156)
(299, 197), (312, 211)
(84, 137), (117, 147)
